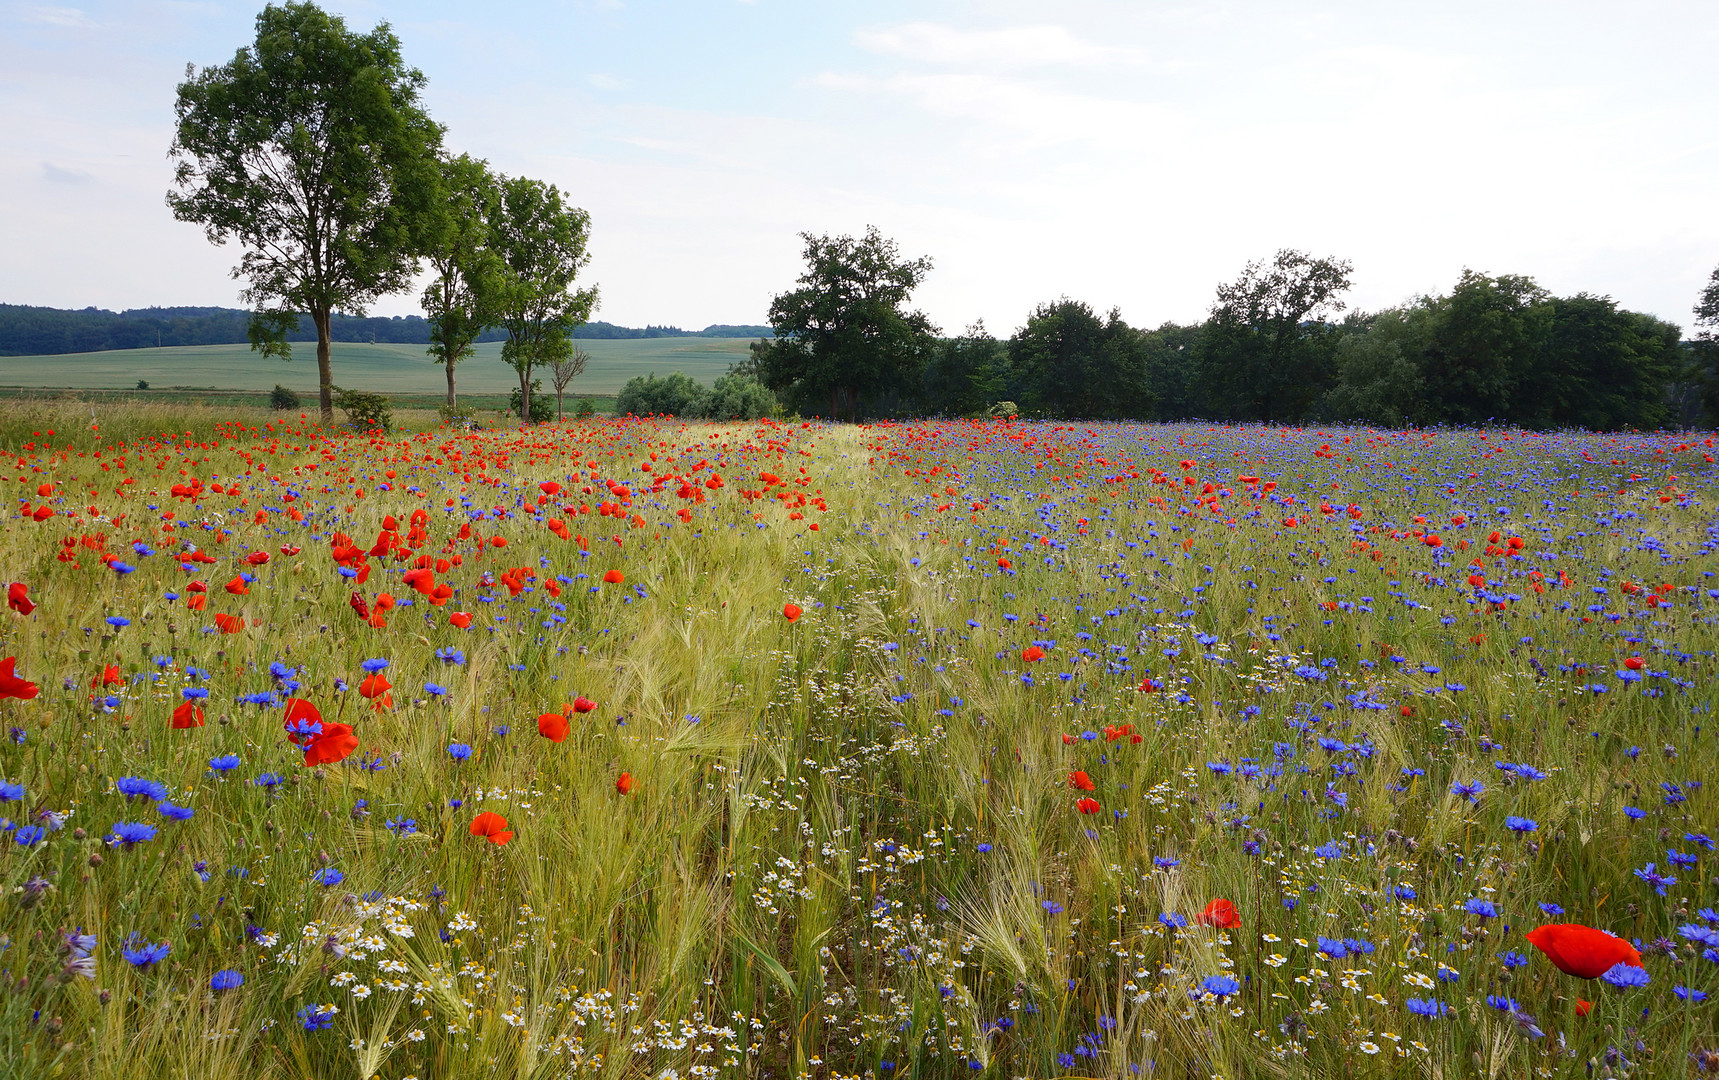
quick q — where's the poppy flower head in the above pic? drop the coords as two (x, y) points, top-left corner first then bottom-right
(469, 811), (513, 845)
(0, 658), (39, 701)
(571, 696), (597, 714)
(1197, 898), (1241, 929)
(783, 603), (802, 623)
(301, 722), (357, 767)
(358, 673), (392, 699)
(7, 583), (34, 616)
(1022, 646), (1046, 663)
(537, 712), (569, 743)
(92, 664), (123, 689)
(1525, 923), (1643, 979)
(449, 612), (473, 629)
(616, 772), (634, 796)
(1069, 770), (1095, 792)
(602, 569), (624, 585)
(171, 700), (204, 729)
(1075, 797), (1101, 814)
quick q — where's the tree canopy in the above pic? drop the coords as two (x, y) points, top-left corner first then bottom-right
(167, 1), (443, 423)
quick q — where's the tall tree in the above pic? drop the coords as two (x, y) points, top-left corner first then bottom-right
(421, 152), (499, 410)
(549, 344), (590, 421)
(1194, 249), (1353, 422)
(1009, 300), (1153, 419)
(167, 1), (443, 423)
(487, 176), (597, 425)
(1691, 264), (1719, 423)
(1416, 271), (1549, 425)
(750, 227), (938, 419)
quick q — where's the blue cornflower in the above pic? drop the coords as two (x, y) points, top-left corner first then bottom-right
(1623, 805), (1646, 820)
(1451, 780), (1484, 803)
(1539, 902), (1566, 916)
(208, 754), (240, 773)
(1153, 856), (1180, 869)
(1158, 912), (1188, 929)
(1042, 900), (1064, 915)
(360, 658), (389, 673)
(0, 781), (23, 801)
(1312, 840), (1344, 860)
(424, 683), (448, 698)
(285, 717), (323, 739)
(447, 743), (472, 761)
(209, 969), (244, 992)
(297, 1004), (337, 1031)
(108, 821), (158, 847)
(975, 843), (992, 853)
(1406, 998), (1447, 1018)
(122, 938), (171, 969)
(181, 686), (209, 700)
(384, 818), (418, 836)
(1505, 816), (1538, 833)
(14, 825), (45, 846)
(311, 867), (344, 887)
(157, 803), (194, 821)
(435, 647), (465, 665)
(253, 772), (284, 789)
(1463, 898), (1498, 919)
(1674, 986), (1708, 1003)
(116, 777), (168, 801)
(1486, 994), (1521, 1012)
(1316, 937), (1348, 958)
(1634, 862), (1676, 896)
(1600, 962), (1650, 989)
(1501, 951), (1528, 969)
(1201, 975), (1241, 998)
(105, 615), (131, 628)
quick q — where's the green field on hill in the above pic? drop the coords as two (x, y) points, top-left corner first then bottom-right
(0, 336), (755, 396)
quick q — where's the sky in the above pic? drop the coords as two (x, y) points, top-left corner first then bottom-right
(3, 0), (1718, 334)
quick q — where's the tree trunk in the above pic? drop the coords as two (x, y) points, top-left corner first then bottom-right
(520, 365), (532, 426)
(314, 305), (334, 425)
(556, 388), (564, 421)
(446, 357), (457, 410)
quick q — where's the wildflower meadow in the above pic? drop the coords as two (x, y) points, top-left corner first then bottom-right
(0, 401), (1715, 1080)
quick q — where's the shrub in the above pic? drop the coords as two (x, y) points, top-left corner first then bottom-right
(135, 379), (150, 390)
(331, 386), (391, 431)
(437, 403), (478, 429)
(987, 400), (1019, 418)
(575, 398), (596, 418)
(269, 384), (301, 411)
(701, 375), (778, 420)
(615, 372), (707, 417)
(507, 379), (556, 424)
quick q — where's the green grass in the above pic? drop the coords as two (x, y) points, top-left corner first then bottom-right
(0, 406), (1712, 1079)
(0, 336), (755, 396)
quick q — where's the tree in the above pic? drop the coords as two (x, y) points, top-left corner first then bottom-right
(922, 321), (1005, 417)
(1320, 309), (1426, 426)
(487, 176), (597, 426)
(549, 344), (589, 420)
(1416, 271), (1549, 425)
(1691, 265), (1719, 423)
(167, 1), (443, 424)
(616, 372), (708, 417)
(421, 153), (500, 409)
(749, 226), (938, 419)
(1009, 300), (1153, 419)
(702, 374), (778, 420)
(1194, 249), (1353, 422)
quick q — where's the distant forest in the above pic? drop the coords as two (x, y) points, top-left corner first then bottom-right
(0, 305), (771, 356)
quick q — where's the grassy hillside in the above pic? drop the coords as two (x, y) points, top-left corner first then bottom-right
(0, 336), (756, 396)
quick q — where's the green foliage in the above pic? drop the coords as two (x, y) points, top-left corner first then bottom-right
(268, 383), (301, 411)
(701, 374), (777, 420)
(488, 174), (598, 426)
(923, 322), (1005, 417)
(507, 378), (556, 424)
(575, 397), (596, 418)
(331, 385), (392, 430)
(134, 379), (149, 390)
(422, 152), (502, 407)
(168, 1), (444, 421)
(751, 226), (938, 419)
(1009, 300), (1155, 419)
(616, 371), (708, 417)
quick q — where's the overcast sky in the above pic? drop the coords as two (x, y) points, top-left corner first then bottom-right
(4, 0), (1718, 333)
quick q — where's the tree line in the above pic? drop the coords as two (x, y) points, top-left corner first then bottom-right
(742, 228), (1717, 430)
(0, 305), (768, 357)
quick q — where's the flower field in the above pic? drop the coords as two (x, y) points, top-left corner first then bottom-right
(0, 403), (1716, 1079)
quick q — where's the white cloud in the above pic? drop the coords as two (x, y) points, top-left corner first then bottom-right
(40, 161), (93, 184)
(854, 21), (1141, 68)
(20, 6), (94, 28)
(587, 72), (625, 90)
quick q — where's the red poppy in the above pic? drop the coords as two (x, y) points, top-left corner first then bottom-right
(171, 700), (205, 728)
(7, 583), (34, 616)
(224, 575), (248, 596)
(469, 811), (513, 845)
(1022, 646), (1045, 663)
(303, 722), (358, 767)
(538, 711), (569, 742)
(783, 603), (802, 622)
(1075, 797), (1101, 814)
(1575, 999), (1592, 1017)
(616, 772), (634, 795)
(1525, 924), (1643, 979)
(0, 658), (39, 700)
(214, 613), (245, 634)
(1069, 770), (1095, 792)
(91, 664), (123, 689)
(602, 569), (624, 584)
(572, 696), (597, 713)
(358, 673), (392, 710)
(283, 697), (324, 744)
(997, 557), (1011, 569)
(539, 481), (562, 496)
(1197, 898), (1241, 929)
(449, 612), (473, 629)
(245, 551), (270, 566)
